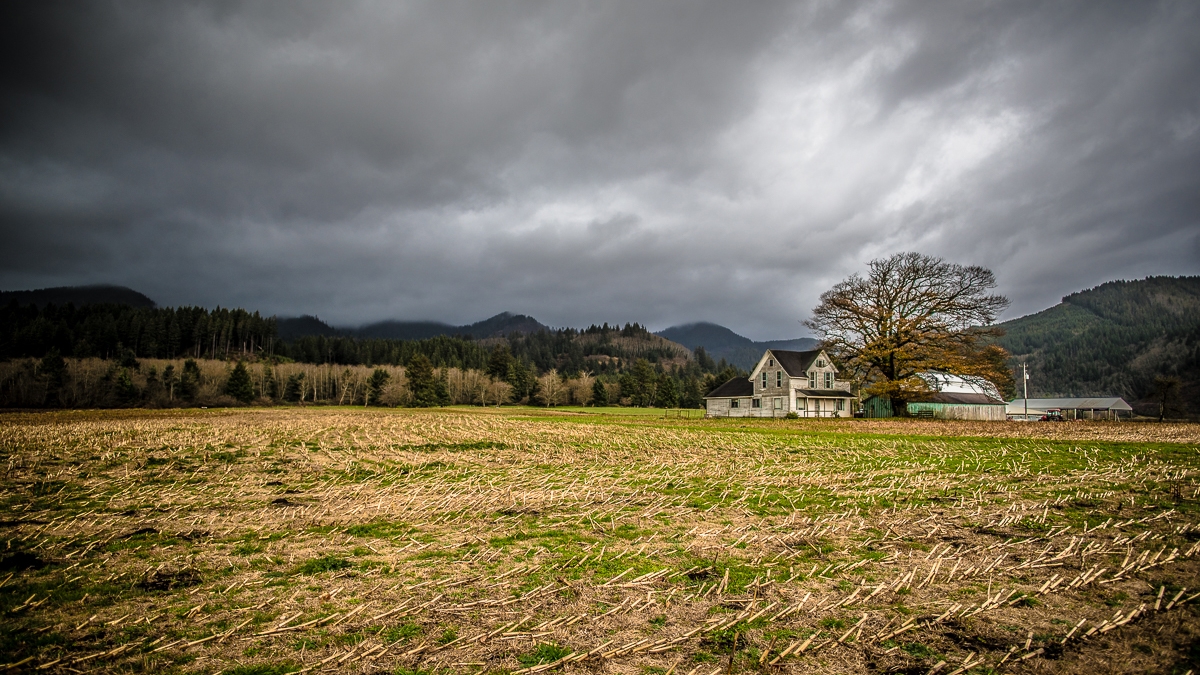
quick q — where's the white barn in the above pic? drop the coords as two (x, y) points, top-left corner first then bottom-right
(704, 349), (854, 418)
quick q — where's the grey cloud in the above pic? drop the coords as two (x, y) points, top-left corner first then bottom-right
(1, 0), (1197, 340)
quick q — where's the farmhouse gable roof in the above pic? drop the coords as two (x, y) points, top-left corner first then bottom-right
(705, 377), (754, 398)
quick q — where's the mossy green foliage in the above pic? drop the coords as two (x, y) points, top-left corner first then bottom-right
(296, 555), (351, 575)
(518, 643), (573, 667)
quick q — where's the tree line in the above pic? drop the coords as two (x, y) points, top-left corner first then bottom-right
(1, 302), (745, 409)
(0, 350), (744, 410)
(1, 302), (276, 361)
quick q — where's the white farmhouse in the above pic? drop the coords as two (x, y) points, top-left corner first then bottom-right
(704, 349), (854, 418)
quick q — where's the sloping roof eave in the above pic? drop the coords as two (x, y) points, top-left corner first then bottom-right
(705, 377), (754, 398)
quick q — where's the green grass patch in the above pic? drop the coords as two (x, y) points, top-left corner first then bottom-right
(296, 555), (352, 575)
(518, 643), (572, 667)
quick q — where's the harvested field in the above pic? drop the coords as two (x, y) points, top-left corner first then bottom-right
(1, 408), (1199, 674)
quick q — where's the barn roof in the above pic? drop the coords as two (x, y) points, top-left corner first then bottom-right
(705, 377), (754, 398)
(918, 372), (1003, 401)
(769, 349), (822, 377)
(1007, 397), (1132, 412)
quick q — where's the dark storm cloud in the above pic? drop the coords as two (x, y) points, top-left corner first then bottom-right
(2, 1), (1197, 339)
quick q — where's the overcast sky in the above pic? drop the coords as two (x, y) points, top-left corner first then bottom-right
(2, 1), (1198, 340)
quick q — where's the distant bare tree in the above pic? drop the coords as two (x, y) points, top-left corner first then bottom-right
(537, 369), (566, 407)
(805, 252), (1010, 414)
(484, 379), (512, 406)
(567, 372), (595, 405)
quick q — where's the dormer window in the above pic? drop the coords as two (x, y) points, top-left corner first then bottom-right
(768, 358), (774, 367)
(817, 358), (825, 368)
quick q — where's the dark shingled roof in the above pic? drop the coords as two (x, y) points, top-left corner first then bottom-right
(769, 349), (823, 377)
(705, 377), (754, 398)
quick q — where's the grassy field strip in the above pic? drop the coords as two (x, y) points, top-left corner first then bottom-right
(0, 408), (1198, 674)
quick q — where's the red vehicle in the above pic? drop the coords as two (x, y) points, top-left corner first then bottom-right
(1039, 408), (1065, 422)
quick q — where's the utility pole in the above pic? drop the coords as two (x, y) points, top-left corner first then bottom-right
(1022, 363), (1029, 421)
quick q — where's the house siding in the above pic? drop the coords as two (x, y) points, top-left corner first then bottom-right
(707, 349), (854, 418)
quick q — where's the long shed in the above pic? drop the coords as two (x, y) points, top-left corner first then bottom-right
(862, 372), (1007, 420)
(1006, 397), (1132, 420)
(864, 392), (1007, 420)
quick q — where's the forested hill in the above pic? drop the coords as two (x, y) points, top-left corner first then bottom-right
(0, 297), (710, 378)
(0, 284), (155, 308)
(995, 276), (1200, 416)
(656, 322), (818, 370)
(355, 312), (548, 340)
(276, 312), (548, 341)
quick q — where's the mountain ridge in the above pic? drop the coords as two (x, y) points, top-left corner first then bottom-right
(995, 275), (1200, 416)
(655, 321), (818, 370)
(0, 284), (156, 309)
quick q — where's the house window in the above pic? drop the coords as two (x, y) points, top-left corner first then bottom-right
(795, 397), (805, 410)
(761, 372), (768, 389)
(776, 371), (782, 387)
(773, 397), (782, 409)
(824, 372), (833, 389)
(730, 398), (739, 409)
(768, 358), (774, 367)
(836, 399), (845, 411)
(752, 398), (761, 408)
(817, 358), (825, 367)
(808, 372), (816, 388)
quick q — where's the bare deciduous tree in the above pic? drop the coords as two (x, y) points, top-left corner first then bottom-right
(567, 372), (595, 406)
(537, 369), (566, 407)
(805, 252), (1011, 414)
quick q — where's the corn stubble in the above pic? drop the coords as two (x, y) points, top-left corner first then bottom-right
(1, 408), (1199, 674)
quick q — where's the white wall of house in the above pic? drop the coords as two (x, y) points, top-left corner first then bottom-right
(705, 397), (756, 417)
(705, 349), (854, 418)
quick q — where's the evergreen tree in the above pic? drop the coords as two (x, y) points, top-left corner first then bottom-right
(114, 368), (139, 406)
(407, 354), (438, 407)
(486, 344), (512, 380)
(180, 359), (201, 400)
(225, 361), (255, 403)
(119, 347), (140, 371)
(38, 348), (66, 407)
(628, 359), (658, 407)
(435, 368), (451, 406)
(680, 377), (703, 409)
(263, 365), (279, 400)
(162, 364), (177, 401)
(591, 378), (608, 406)
(657, 376), (679, 408)
(618, 371), (636, 405)
(284, 373), (305, 402)
(144, 366), (162, 400)
(704, 365), (742, 395)
(505, 359), (534, 403)
(366, 368), (390, 406)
